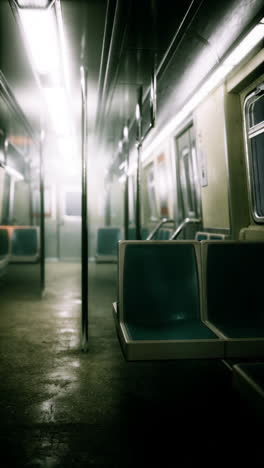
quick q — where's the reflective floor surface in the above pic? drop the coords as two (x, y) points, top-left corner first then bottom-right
(0, 262), (262, 467)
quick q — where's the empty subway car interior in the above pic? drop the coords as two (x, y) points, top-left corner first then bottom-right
(0, 0), (264, 466)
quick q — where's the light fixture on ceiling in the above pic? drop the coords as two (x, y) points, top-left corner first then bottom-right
(12, 0), (56, 9)
(13, 0), (74, 138)
(19, 8), (61, 78)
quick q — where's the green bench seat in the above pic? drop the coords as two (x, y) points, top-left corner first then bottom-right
(96, 227), (121, 263)
(113, 241), (224, 361)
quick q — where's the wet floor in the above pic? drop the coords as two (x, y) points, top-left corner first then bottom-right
(0, 262), (262, 466)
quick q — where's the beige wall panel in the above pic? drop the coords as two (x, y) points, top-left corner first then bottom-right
(194, 86), (230, 229)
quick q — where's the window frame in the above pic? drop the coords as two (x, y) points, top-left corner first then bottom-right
(244, 87), (264, 222)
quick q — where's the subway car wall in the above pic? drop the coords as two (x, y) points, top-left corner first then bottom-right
(0, 1), (263, 261)
(0, 0), (264, 465)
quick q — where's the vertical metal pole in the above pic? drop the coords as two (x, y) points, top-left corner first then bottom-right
(123, 127), (129, 239)
(39, 130), (45, 295)
(80, 64), (88, 351)
(135, 143), (142, 240)
(135, 86), (142, 240)
(8, 179), (15, 224)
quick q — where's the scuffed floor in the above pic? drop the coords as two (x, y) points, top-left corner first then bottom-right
(0, 262), (261, 466)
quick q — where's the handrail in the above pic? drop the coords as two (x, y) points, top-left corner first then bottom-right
(169, 217), (201, 240)
(147, 218), (175, 240)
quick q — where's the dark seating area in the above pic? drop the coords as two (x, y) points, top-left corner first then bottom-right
(232, 361), (264, 419)
(202, 241), (264, 357)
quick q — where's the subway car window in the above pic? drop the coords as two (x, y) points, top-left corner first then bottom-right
(128, 175), (135, 224)
(245, 88), (264, 220)
(65, 190), (81, 217)
(156, 153), (169, 218)
(143, 162), (158, 221)
(2, 172), (11, 223)
(249, 93), (264, 128)
(176, 126), (200, 220)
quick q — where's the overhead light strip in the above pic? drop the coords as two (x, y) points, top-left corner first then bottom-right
(19, 8), (61, 77)
(142, 18), (264, 162)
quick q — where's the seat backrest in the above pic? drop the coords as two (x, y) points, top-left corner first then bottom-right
(202, 241), (264, 326)
(155, 228), (173, 240)
(12, 228), (38, 256)
(128, 227), (149, 240)
(0, 228), (9, 258)
(195, 232), (209, 241)
(97, 227), (121, 255)
(118, 241), (201, 326)
(195, 232), (226, 241)
(209, 233), (226, 240)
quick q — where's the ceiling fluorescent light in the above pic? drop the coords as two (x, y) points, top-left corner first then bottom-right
(142, 18), (264, 162)
(43, 87), (71, 136)
(224, 21), (264, 67)
(13, 0), (55, 9)
(19, 8), (61, 76)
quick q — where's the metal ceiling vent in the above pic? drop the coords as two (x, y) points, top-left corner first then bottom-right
(12, 0), (56, 9)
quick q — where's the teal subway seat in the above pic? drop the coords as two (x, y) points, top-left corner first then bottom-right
(113, 240), (224, 361)
(127, 227), (149, 240)
(96, 227), (121, 263)
(154, 228), (173, 240)
(9, 226), (40, 263)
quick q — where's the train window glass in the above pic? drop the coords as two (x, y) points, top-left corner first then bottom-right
(156, 154), (169, 217)
(180, 148), (196, 215)
(250, 132), (264, 217)
(249, 94), (264, 128)
(176, 127), (199, 220)
(128, 175), (135, 224)
(244, 88), (264, 221)
(144, 163), (158, 221)
(2, 173), (11, 223)
(65, 191), (81, 217)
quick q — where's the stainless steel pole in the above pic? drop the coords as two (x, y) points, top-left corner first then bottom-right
(80, 64), (88, 351)
(39, 130), (45, 295)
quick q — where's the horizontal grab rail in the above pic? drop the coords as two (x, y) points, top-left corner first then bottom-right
(147, 218), (175, 240)
(169, 217), (201, 240)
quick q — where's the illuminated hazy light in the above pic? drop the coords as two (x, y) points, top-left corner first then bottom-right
(56, 137), (80, 175)
(123, 126), (129, 140)
(43, 87), (71, 135)
(119, 161), (126, 170)
(20, 8), (61, 76)
(5, 165), (24, 181)
(135, 103), (140, 121)
(118, 174), (126, 183)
